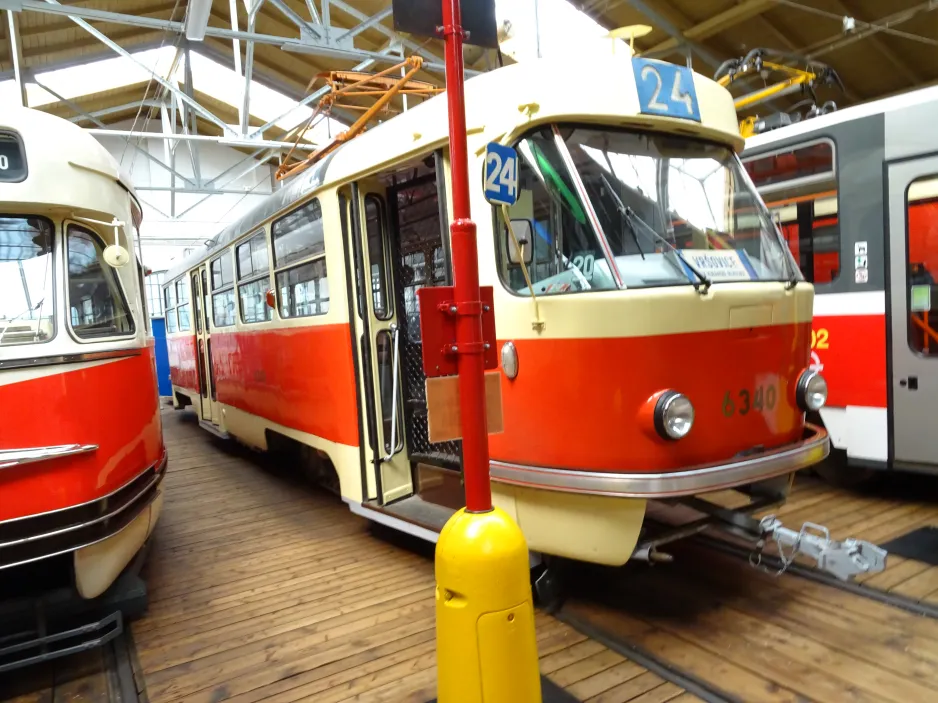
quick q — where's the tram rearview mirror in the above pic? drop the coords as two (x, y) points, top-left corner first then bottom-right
(265, 289), (276, 309)
(103, 244), (131, 268)
(506, 219), (534, 266)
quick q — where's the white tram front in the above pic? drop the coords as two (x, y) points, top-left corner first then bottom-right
(0, 106), (165, 604)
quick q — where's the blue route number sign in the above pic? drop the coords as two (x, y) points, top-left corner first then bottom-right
(632, 58), (701, 122)
(483, 142), (519, 206)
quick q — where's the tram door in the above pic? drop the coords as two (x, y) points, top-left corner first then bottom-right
(887, 156), (938, 466)
(191, 265), (215, 423)
(353, 181), (414, 504)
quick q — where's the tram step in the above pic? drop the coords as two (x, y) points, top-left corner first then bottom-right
(363, 495), (456, 534)
(198, 420), (229, 440)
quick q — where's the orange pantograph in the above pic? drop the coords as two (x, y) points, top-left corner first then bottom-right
(276, 56), (443, 182)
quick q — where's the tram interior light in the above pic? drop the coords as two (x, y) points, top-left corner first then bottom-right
(655, 391), (695, 440)
(797, 370), (828, 412)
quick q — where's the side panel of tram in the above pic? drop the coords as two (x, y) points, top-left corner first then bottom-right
(742, 88), (938, 471)
(164, 56), (831, 567)
(0, 107), (165, 600)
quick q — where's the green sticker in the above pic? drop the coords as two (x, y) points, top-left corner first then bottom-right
(911, 284), (931, 312)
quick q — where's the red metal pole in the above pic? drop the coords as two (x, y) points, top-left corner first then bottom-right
(440, 0), (492, 513)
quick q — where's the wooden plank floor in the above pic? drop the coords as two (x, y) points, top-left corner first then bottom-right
(562, 537), (938, 703)
(128, 407), (697, 703)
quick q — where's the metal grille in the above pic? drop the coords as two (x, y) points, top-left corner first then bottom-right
(391, 180), (462, 466)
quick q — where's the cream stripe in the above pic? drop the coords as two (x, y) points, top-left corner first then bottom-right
(0, 357), (122, 387)
(493, 282), (814, 341)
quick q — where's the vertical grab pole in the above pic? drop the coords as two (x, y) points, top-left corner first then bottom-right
(434, 2), (542, 702)
(440, 0), (491, 514)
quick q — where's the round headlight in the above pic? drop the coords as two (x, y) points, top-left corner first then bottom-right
(797, 369), (828, 411)
(655, 391), (695, 440)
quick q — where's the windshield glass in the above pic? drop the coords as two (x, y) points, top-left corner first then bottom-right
(0, 216), (55, 345)
(498, 126), (799, 294)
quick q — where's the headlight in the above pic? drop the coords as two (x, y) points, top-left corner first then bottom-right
(797, 369), (828, 411)
(655, 391), (695, 440)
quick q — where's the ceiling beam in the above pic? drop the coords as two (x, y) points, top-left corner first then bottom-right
(6, 10), (27, 106)
(623, 0), (724, 69)
(827, 0), (922, 85)
(645, 0), (775, 57)
(16, 1), (181, 39)
(83, 127), (316, 150)
(0, 37), (167, 81)
(17, 0), (461, 75)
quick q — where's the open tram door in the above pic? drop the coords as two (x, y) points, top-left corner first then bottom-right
(190, 263), (217, 426)
(345, 151), (465, 528)
(886, 158), (938, 469)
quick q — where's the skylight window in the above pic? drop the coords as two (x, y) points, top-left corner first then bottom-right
(0, 46), (343, 144)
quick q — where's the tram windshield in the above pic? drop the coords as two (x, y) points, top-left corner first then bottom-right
(0, 216), (55, 345)
(502, 126), (799, 294)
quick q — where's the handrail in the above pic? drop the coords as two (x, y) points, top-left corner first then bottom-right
(0, 444), (97, 470)
(911, 311), (938, 353)
(381, 323), (401, 463)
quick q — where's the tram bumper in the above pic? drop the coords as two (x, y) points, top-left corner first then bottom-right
(489, 423), (829, 499)
(0, 452), (167, 595)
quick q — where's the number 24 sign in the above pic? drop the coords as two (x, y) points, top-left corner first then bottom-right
(632, 58), (701, 123)
(483, 142), (519, 206)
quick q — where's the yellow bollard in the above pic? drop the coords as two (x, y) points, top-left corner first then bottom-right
(435, 506), (542, 703)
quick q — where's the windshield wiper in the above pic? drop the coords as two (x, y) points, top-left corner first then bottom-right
(600, 173), (644, 261)
(624, 208), (711, 293)
(599, 174), (711, 293)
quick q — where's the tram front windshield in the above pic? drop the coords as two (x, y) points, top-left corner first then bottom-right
(505, 126), (800, 294)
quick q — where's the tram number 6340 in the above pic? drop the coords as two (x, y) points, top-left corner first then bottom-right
(723, 385), (777, 417)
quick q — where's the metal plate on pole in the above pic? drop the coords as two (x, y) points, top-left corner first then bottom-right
(416, 285), (498, 378)
(391, 0), (498, 48)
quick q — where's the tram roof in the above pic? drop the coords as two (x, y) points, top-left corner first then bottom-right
(744, 83), (938, 152)
(1, 105), (142, 221)
(164, 53), (741, 284)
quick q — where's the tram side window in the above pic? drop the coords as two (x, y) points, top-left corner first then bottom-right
(0, 216), (55, 345)
(237, 231), (272, 324)
(211, 252), (236, 328)
(364, 195), (391, 319)
(743, 140), (840, 284)
(176, 278), (191, 332)
(164, 283), (178, 333)
(66, 225), (135, 339)
(272, 199), (329, 318)
(907, 175), (938, 356)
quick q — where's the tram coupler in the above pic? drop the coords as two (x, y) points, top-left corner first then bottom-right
(757, 515), (888, 581)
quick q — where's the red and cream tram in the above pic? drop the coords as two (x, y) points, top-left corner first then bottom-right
(164, 52), (885, 580)
(0, 107), (165, 603)
(743, 85), (938, 482)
